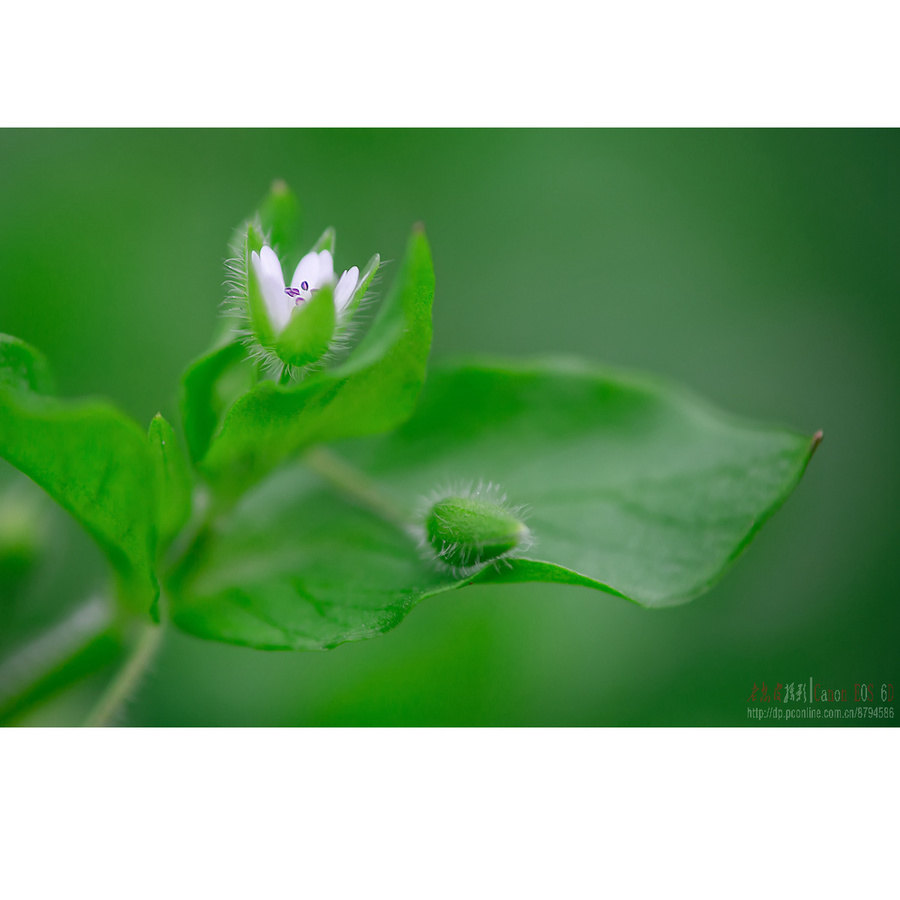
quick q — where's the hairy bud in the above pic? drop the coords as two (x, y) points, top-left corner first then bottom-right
(423, 483), (531, 574)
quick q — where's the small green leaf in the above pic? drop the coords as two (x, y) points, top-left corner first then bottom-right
(0, 334), (159, 612)
(274, 283), (336, 368)
(311, 226), (335, 254)
(258, 180), (301, 260)
(167, 358), (820, 651)
(180, 340), (254, 464)
(148, 414), (192, 549)
(199, 225), (435, 498)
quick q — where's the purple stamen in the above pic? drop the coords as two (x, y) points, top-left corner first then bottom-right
(284, 286), (306, 306)
(301, 281), (309, 290)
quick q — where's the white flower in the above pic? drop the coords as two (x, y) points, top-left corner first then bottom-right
(250, 245), (360, 336)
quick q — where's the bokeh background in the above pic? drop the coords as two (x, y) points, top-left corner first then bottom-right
(0, 129), (896, 726)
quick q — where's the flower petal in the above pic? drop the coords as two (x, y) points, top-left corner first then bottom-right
(334, 266), (360, 312)
(315, 249), (335, 288)
(258, 245), (285, 287)
(291, 251), (319, 290)
(252, 247), (291, 334)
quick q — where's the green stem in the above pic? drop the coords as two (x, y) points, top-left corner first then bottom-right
(303, 446), (410, 530)
(83, 622), (164, 727)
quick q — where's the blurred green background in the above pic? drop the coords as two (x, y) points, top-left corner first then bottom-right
(1, 129), (896, 725)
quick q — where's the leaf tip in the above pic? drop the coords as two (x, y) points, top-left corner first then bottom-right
(810, 429), (824, 455)
(149, 412), (170, 438)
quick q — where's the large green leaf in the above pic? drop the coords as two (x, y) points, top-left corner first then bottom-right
(167, 358), (820, 650)
(198, 225), (435, 498)
(347, 359), (822, 607)
(167, 471), (455, 650)
(0, 334), (159, 612)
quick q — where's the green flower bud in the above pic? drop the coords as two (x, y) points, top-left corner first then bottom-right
(424, 485), (531, 573)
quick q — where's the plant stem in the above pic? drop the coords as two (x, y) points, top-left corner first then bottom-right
(303, 446), (410, 530)
(83, 622), (163, 727)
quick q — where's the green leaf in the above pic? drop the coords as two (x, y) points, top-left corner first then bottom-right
(274, 283), (336, 369)
(199, 224), (435, 499)
(167, 358), (820, 650)
(258, 180), (301, 261)
(0, 334), (159, 612)
(180, 340), (254, 464)
(311, 226), (335, 254)
(167, 471), (456, 650)
(349, 359), (823, 607)
(148, 414), (192, 549)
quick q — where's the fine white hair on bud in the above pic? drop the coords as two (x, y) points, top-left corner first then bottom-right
(414, 481), (533, 577)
